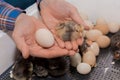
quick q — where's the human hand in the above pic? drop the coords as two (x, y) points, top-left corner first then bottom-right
(12, 13), (70, 59)
(40, 0), (88, 52)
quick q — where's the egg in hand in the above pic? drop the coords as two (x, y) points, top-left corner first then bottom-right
(35, 28), (55, 48)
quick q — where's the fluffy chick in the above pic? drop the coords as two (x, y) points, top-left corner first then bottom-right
(56, 20), (84, 41)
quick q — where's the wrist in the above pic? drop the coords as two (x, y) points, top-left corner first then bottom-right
(15, 13), (28, 26)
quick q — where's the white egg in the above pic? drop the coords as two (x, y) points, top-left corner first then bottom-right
(108, 22), (120, 33)
(86, 29), (103, 41)
(88, 42), (100, 56)
(84, 20), (94, 29)
(77, 63), (91, 74)
(70, 53), (81, 67)
(35, 29), (55, 47)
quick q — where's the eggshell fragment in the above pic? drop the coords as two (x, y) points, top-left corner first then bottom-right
(83, 51), (96, 67)
(108, 22), (120, 33)
(70, 53), (82, 67)
(88, 42), (100, 56)
(35, 29), (54, 47)
(96, 35), (110, 48)
(77, 63), (91, 74)
(94, 24), (109, 35)
(86, 29), (102, 41)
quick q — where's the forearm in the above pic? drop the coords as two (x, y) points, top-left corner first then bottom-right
(0, 0), (25, 31)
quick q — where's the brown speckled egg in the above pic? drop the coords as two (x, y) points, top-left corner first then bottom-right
(96, 35), (110, 48)
(94, 24), (109, 35)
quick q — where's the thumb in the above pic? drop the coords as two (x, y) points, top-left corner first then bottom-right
(70, 7), (89, 30)
(13, 35), (29, 59)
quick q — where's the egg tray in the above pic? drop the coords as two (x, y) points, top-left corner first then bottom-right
(1, 34), (120, 80)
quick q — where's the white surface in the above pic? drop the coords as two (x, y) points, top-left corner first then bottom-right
(66, 0), (120, 24)
(0, 31), (16, 75)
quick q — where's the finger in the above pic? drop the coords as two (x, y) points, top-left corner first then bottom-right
(13, 35), (29, 59)
(41, 9), (59, 30)
(69, 50), (76, 56)
(69, 7), (89, 30)
(53, 33), (65, 48)
(71, 40), (78, 50)
(65, 41), (72, 50)
(77, 38), (84, 46)
(29, 46), (68, 58)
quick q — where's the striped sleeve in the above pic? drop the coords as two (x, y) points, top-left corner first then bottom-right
(0, 0), (25, 31)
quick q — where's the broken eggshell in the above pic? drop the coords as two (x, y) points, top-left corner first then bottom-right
(35, 28), (55, 48)
(87, 42), (100, 56)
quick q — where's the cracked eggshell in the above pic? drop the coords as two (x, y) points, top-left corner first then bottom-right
(88, 42), (100, 56)
(70, 53), (81, 67)
(83, 51), (96, 67)
(86, 29), (103, 41)
(96, 35), (110, 48)
(35, 29), (55, 47)
(77, 63), (91, 74)
(108, 22), (120, 33)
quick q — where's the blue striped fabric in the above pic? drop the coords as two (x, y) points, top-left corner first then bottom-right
(0, 0), (25, 31)
(0, 0), (41, 31)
